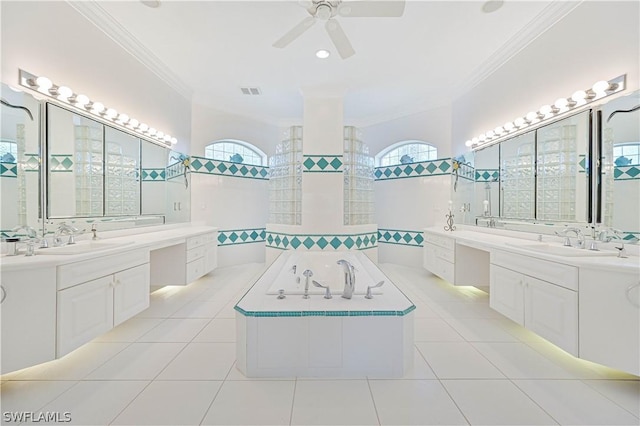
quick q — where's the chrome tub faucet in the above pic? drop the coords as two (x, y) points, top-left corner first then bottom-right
(336, 259), (356, 299)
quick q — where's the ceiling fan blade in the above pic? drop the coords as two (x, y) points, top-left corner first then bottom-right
(325, 19), (355, 59)
(338, 1), (406, 18)
(273, 16), (317, 48)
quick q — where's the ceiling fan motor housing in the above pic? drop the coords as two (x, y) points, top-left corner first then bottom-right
(308, 0), (341, 19)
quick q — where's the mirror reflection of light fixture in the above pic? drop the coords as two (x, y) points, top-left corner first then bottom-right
(18, 69), (176, 147)
(467, 74), (626, 150)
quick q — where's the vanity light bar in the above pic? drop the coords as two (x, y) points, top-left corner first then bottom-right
(465, 74), (626, 150)
(18, 69), (178, 147)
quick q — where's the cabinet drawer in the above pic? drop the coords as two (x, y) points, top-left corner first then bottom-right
(186, 258), (205, 283)
(186, 246), (205, 263)
(57, 249), (149, 290)
(491, 250), (578, 290)
(187, 235), (205, 250)
(424, 232), (454, 250)
(203, 232), (217, 244)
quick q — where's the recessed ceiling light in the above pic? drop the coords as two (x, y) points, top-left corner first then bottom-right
(482, 0), (504, 13)
(316, 49), (330, 59)
(141, 0), (161, 8)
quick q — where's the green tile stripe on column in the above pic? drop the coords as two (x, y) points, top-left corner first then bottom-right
(265, 231), (377, 250)
(475, 169), (500, 182)
(0, 162), (17, 178)
(218, 228), (266, 246)
(614, 165), (640, 180)
(302, 155), (343, 173)
(374, 158), (452, 180)
(141, 168), (166, 181)
(377, 229), (424, 247)
(50, 154), (73, 172)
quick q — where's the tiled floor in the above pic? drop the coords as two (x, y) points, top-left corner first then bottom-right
(2, 262), (639, 425)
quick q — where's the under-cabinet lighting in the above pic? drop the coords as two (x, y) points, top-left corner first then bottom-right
(465, 74), (626, 151)
(19, 69), (177, 146)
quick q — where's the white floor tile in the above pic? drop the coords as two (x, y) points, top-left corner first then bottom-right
(10, 342), (128, 380)
(583, 380), (640, 417)
(30, 380), (148, 425)
(515, 379), (640, 425)
(156, 342), (236, 380)
(291, 380), (379, 425)
(442, 379), (557, 425)
(136, 318), (210, 342)
(111, 380), (222, 425)
(225, 362), (296, 381)
(193, 318), (236, 342)
(472, 342), (580, 379)
(201, 380), (295, 425)
(414, 318), (465, 342)
(92, 318), (163, 342)
(369, 379), (468, 425)
(400, 347), (438, 379)
(416, 342), (505, 379)
(215, 301), (239, 318)
(86, 342), (186, 380)
(445, 318), (521, 342)
(0, 380), (77, 414)
(432, 301), (504, 319)
(170, 299), (226, 318)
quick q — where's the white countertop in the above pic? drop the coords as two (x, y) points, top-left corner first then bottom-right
(0, 224), (218, 272)
(424, 225), (640, 274)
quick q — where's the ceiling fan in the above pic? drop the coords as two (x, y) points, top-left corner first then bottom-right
(273, 0), (406, 59)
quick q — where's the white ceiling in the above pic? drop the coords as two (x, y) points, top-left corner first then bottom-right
(71, 0), (570, 125)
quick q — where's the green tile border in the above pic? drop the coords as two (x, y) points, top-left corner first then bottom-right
(378, 229), (424, 247)
(303, 155), (343, 173)
(190, 156), (269, 180)
(265, 231), (377, 250)
(218, 228), (266, 246)
(0, 162), (17, 178)
(614, 165), (640, 180)
(374, 158), (452, 181)
(234, 304), (416, 318)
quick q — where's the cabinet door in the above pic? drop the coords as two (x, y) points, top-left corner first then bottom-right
(524, 276), (578, 356)
(489, 264), (524, 324)
(114, 264), (150, 326)
(580, 269), (640, 375)
(0, 268), (57, 374)
(205, 244), (217, 273)
(423, 242), (437, 272)
(57, 276), (114, 357)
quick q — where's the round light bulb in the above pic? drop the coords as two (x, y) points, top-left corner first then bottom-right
(57, 86), (73, 100)
(554, 98), (569, 109)
(504, 122), (514, 131)
(592, 80), (611, 93)
(91, 102), (105, 113)
(105, 108), (118, 119)
(170, 137), (178, 145)
(138, 123), (149, 132)
(156, 131), (164, 139)
(539, 105), (553, 116)
(526, 111), (538, 122)
(117, 113), (129, 124)
(74, 94), (90, 107)
(485, 130), (495, 139)
(472, 137), (479, 144)
(163, 134), (172, 142)
(514, 117), (526, 128)
(494, 126), (504, 135)
(35, 76), (53, 91)
(465, 140), (473, 147)
(148, 127), (157, 136)
(128, 118), (139, 129)
(571, 90), (587, 102)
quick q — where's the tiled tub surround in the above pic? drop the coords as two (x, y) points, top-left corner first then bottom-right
(423, 225), (640, 377)
(0, 224), (218, 374)
(235, 251), (415, 378)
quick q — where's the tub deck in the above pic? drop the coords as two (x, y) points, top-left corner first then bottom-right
(235, 251), (415, 378)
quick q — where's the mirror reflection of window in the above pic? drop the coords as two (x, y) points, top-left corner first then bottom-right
(613, 143), (640, 166)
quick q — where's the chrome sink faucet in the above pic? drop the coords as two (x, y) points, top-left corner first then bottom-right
(54, 222), (79, 246)
(302, 269), (313, 299)
(336, 259), (355, 299)
(562, 227), (585, 249)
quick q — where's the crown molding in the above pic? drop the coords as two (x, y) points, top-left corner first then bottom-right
(67, 1), (193, 100)
(453, 0), (582, 98)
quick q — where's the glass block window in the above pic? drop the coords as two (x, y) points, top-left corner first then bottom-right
(204, 140), (266, 166)
(613, 143), (640, 165)
(376, 141), (437, 166)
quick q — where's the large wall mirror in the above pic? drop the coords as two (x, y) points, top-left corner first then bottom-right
(601, 90), (640, 241)
(1, 83), (41, 238)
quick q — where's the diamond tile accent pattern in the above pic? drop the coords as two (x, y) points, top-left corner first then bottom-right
(302, 155), (343, 173)
(218, 228), (266, 246)
(190, 156), (268, 180)
(265, 231), (377, 250)
(378, 229), (424, 247)
(374, 158), (452, 181)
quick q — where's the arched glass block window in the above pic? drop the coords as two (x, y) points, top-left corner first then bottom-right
(613, 142), (640, 166)
(376, 140), (438, 167)
(204, 139), (266, 166)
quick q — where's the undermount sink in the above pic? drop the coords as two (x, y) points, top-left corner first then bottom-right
(505, 242), (618, 257)
(39, 240), (134, 255)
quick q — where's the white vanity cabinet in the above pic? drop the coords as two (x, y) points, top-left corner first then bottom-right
(0, 267), (57, 374)
(579, 268), (640, 375)
(56, 250), (150, 357)
(150, 231), (217, 286)
(490, 250), (578, 355)
(423, 231), (490, 286)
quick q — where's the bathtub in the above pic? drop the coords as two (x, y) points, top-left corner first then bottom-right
(235, 250), (415, 378)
